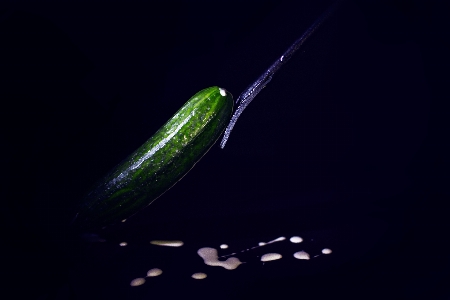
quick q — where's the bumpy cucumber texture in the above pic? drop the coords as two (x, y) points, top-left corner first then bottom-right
(72, 87), (233, 230)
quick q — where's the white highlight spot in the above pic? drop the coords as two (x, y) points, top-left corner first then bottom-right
(121, 219), (127, 222)
(258, 242), (266, 246)
(119, 242), (127, 246)
(150, 240), (184, 247)
(220, 244), (228, 249)
(147, 268), (162, 277)
(261, 253), (282, 262)
(197, 247), (242, 270)
(290, 236), (303, 243)
(294, 251), (310, 260)
(192, 273), (207, 280)
(322, 248), (332, 254)
(219, 88), (227, 97)
(130, 278), (145, 286)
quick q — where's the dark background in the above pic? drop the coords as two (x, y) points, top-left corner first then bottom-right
(1, 0), (448, 299)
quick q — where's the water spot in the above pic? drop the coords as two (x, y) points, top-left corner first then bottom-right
(150, 240), (184, 247)
(119, 242), (127, 246)
(130, 278), (145, 286)
(219, 88), (226, 96)
(220, 244), (228, 249)
(293, 251), (310, 260)
(147, 268), (162, 277)
(261, 253), (282, 262)
(220, 236), (286, 259)
(290, 236), (303, 243)
(197, 247), (242, 270)
(322, 248), (332, 254)
(192, 273), (207, 279)
(268, 236), (285, 243)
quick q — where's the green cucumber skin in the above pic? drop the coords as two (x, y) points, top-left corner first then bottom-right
(73, 86), (233, 230)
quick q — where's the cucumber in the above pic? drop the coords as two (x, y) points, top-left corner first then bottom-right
(72, 86), (233, 230)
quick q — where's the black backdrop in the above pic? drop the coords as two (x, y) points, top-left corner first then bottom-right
(1, 0), (449, 299)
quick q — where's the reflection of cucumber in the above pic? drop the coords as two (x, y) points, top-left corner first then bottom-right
(73, 87), (233, 230)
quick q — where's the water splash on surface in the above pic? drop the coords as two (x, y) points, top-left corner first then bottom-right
(261, 253), (282, 262)
(150, 240), (184, 247)
(147, 268), (163, 277)
(197, 247), (242, 270)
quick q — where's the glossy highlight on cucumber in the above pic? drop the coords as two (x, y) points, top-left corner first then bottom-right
(72, 86), (233, 231)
